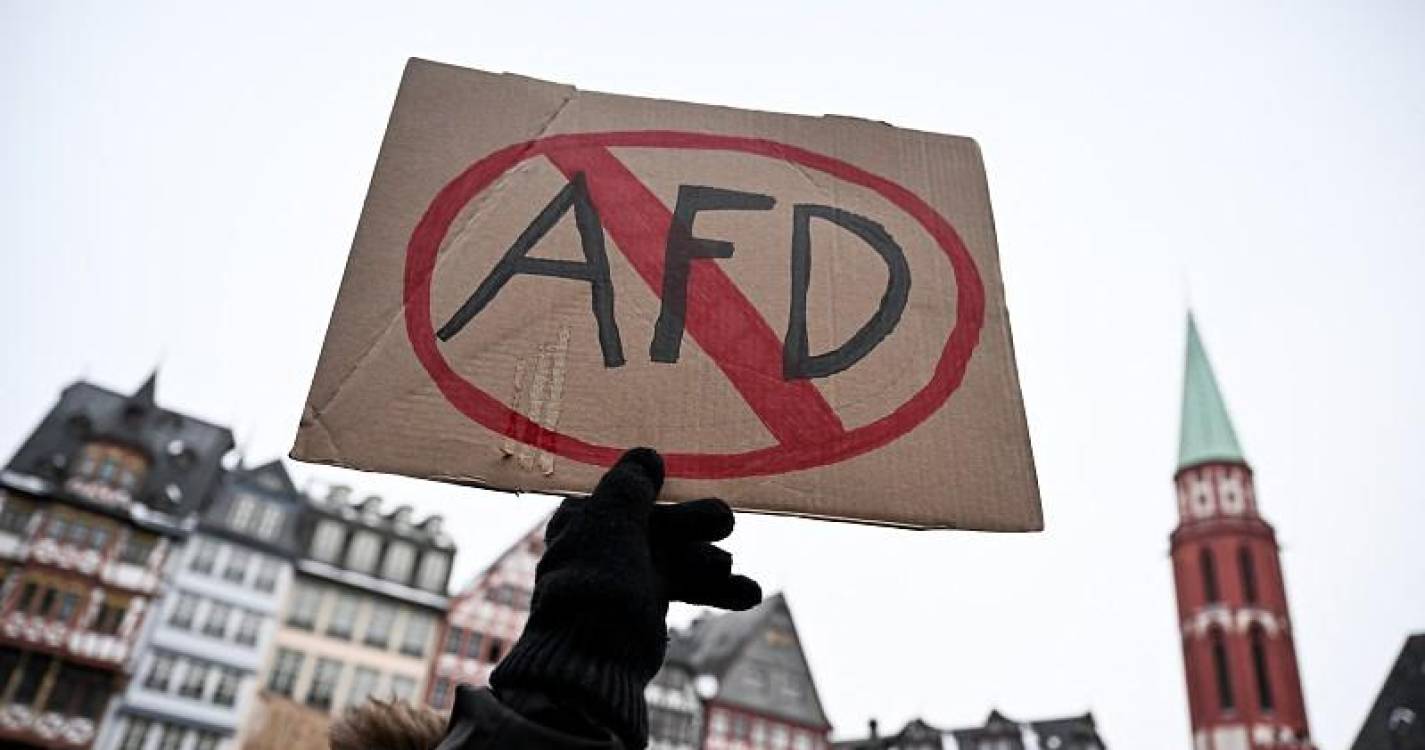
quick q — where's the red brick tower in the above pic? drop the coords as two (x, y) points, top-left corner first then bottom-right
(1171, 315), (1314, 750)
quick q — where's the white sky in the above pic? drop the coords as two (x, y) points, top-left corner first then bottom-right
(3, 1), (1422, 747)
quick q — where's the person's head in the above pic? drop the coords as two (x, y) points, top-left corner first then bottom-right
(328, 698), (445, 750)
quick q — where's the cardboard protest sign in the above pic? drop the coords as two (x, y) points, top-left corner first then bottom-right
(293, 58), (1041, 531)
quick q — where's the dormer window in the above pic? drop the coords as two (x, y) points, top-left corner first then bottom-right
(256, 505), (283, 541)
(75, 442), (149, 492)
(229, 494), (259, 532)
(346, 531), (381, 574)
(381, 542), (415, 583)
(416, 551), (450, 593)
(311, 520), (346, 563)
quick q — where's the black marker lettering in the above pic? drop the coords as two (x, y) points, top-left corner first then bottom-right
(437, 172), (625, 367)
(649, 185), (776, 363)
(784, 204), (910, 379)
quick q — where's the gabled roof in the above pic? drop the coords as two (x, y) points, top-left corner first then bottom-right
(673, 592), (831, 729)
(5, 374), (234, 520)
(676, 592), (784, 678)
(1178, 313), (1246, 471)
(1351, 633), (1425, 750)
(453, 513), (550, 600)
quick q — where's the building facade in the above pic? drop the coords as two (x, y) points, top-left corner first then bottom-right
(0, 376), (233, 749)
(666, 593), (832, 750)
(1170, 316), (1313, 750)
(424, 517), (545, 712)
(251, 485), (453, 737)
(836, 712), (1106, 750)
(97, 460), (302, 750)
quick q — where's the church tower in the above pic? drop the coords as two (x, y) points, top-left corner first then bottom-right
(1171, 314), (1314, 750)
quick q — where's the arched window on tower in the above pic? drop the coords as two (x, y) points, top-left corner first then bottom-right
(1239, 546), (1258, 604)
(1200, 548), (1220, 603)
(1210, 627), (1235, 711)
(1250, 624), (1274, 712)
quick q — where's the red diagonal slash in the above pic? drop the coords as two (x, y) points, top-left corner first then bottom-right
(544, 146), (847, 446)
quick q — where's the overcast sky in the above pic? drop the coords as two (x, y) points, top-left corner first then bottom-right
(3, 1), (1422, 747)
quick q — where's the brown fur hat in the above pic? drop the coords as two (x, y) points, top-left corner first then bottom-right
(328, 698), (447, 750)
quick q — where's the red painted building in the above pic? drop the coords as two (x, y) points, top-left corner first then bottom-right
(424, 516), (546, 711)
(1170, 315), (1313, 750)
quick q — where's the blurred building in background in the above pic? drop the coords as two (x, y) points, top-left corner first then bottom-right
(1169, 316), (1314, 750)
(1350, 634), (1425, 750)
(249, 485), (453, 741)
(834, 711), (1106, 750)
(97, 460), (303, 750)
(424, 516), (545, 711)
(663, 593), (832, 750)
(0, 376), (233, 749)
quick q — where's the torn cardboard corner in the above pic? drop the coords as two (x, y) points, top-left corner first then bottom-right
(292, 57), (1042, 532)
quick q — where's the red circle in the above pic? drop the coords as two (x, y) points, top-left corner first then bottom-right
(404, 131), (985, 479)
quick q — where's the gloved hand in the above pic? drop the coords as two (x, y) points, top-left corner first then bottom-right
(489, 448), (761, 748)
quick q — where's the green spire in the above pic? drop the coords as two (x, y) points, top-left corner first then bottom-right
(1178, 313), (1246, 470)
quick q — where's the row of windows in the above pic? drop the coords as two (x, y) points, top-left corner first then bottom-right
(0, 498), (157, 566)
(285, 582), (434, 657)
(649, 705), (699, 746)
(0, 649), (112, 720)
(8, 577), (128, 634)
(706, 710), (821, 750)
(1206, 624), (1276, 714)
(309, 518), (449, 592)
(143, 651), (242, 707)
(744, 666), (806, 701)
(1198, 545), (1260, 605)
(440, 626), (506, 663)
(267, 647), (417, 711)
(118, 717), (220, 750)
(168, 592), (265, 647)
(188, 539), (283, 593)
(226, 492), (285, 542)
(75, 442), (149, 493)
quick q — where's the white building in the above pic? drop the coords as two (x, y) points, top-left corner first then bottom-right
(96, 460), (301, 750)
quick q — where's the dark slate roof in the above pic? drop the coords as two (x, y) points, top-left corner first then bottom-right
(197, 458), (304, 558)
(1029, 714), (1104, 748)
(678, 592), (786, 678)
(4, 375), (233, 525)
(668, 592), (831, 729)
(837, 711), (1105, 750)
(1352, 634), (1425, 750)
(833, 718), (945, 749)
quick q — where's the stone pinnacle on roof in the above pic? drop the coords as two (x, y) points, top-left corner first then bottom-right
(1178, 313), (1246, 471)
(131, 369), (159, 406)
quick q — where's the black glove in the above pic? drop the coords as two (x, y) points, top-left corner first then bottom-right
(489, 448), (761, 748)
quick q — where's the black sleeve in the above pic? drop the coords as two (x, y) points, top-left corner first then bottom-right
(435, 684), (626, 750)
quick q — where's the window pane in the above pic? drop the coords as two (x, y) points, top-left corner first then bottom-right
(268, 648), (304, 696)
(191, 539), (218, 574)
(179, 661), (210, 699)
(286, 583), (322, 630)
(327, 594), (359, 639)
(203, 602), (232, 638)
(347, 667), (380, 707)
(390, 675), (416, 701)
(223, 549), (250, 584)
(254, 559), (281, 593)
(306, 658), (343, 710)
(400, 613), (432, 657)
(170, 593), (198, 629)
(364, 603), (396, 648)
